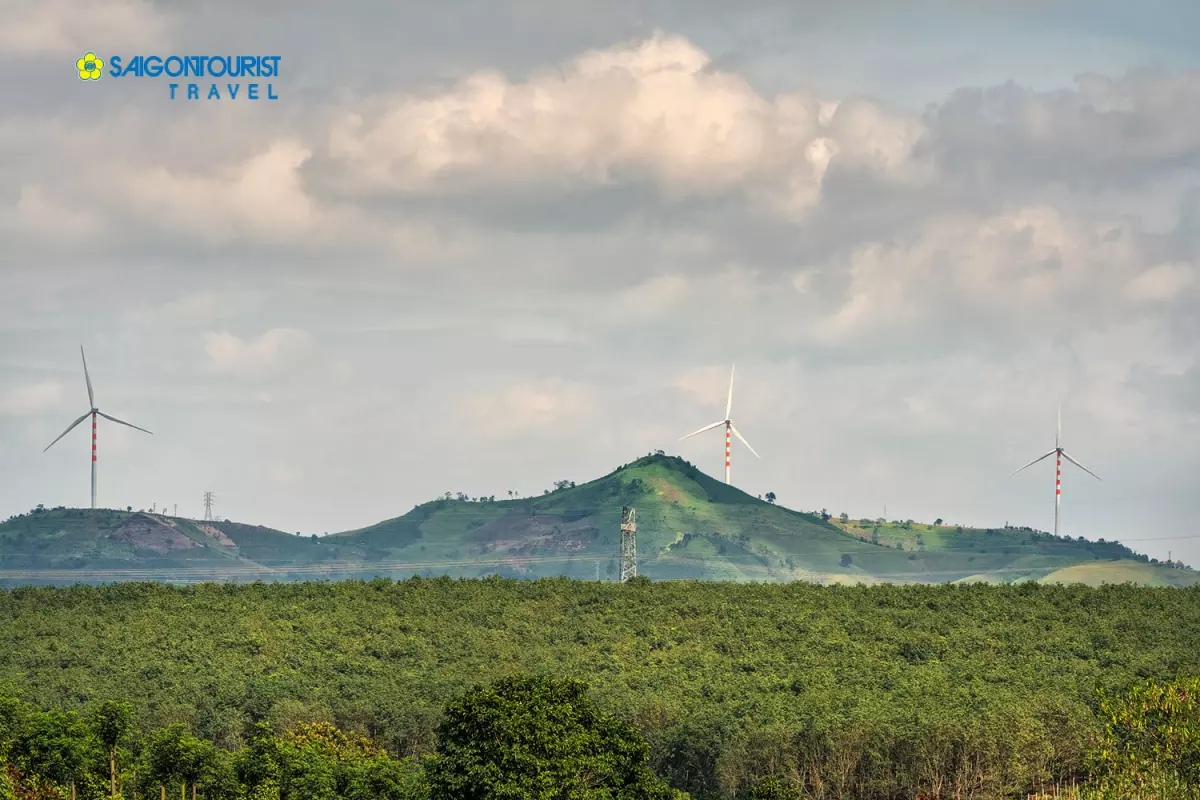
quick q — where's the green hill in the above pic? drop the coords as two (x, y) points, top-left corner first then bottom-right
(0, 454), (1193, 586)
(1038, 560), (1200, 588)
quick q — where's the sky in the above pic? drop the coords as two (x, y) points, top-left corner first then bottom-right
(1, 0), (1198, 567)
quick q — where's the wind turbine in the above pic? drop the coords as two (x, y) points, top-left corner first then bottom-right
(679, 364), (759, 484)
(1010, 403), (1100, 536)
(43, 346), (152, 510)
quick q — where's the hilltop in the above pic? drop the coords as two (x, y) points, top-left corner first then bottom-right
(1, 454), (1194, 586)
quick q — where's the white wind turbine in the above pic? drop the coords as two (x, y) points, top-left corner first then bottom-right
(1010, 403), (1100, 537)
(43, 346), (153, 510)
(679, 364), (759, 484)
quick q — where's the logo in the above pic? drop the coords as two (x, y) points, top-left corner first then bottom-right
(77, 52), (105, 81)
(79, 54), (282, 100)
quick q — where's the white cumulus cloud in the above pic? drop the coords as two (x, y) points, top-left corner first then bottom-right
(328, 33), (925, 216)
(204, 329), (313, 378)
(0, 382), (65, 415)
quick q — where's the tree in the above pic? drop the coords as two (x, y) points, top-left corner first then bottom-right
(840, 554), (853, 568)
(425, 675), (687, 800)
(934, 518), (943, 526)
(764, 493), (776, 504)
(13, 707), (93, 799)
(142, 723), (219, 800)
(744, 776), (802, 800)
(89, 700), (134, 797)
(839, 512), (849, 523)
(1092, 677), (1200, 789)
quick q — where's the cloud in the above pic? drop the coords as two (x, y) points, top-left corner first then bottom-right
(13, 184), (104, 237)
(327, 33), (924, 216)
(0, 382), (65, 415)
(460, 380), (596, 440)
(121, 140), (322, 243)
(121, 290), (264, 330)
(203, 329), (313, 378)
(1125, 261), (1195, 302)
(921, 69), (1200, 192)
(0, 0), (172, 56)
(808, 204), (1192, 350)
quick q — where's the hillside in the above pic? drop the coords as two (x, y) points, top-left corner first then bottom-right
(1037, 560), (1200, 588)
(0, 454), (1193, 586)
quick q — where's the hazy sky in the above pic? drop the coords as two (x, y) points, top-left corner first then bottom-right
(2, 0), (1198, 567)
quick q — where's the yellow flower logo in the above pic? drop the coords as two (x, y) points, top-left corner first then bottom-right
(76, 52), (104, 81)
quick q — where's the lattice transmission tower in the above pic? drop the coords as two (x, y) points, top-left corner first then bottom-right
(619, 505), (637, 583)
(203, 492), (215, 522)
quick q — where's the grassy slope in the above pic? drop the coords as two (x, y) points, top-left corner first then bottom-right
(1, 455), (1193, 586)
(1039, 561), (1200, 588)
(332, 455), (896, 582)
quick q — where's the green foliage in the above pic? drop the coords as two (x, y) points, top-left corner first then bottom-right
(426, 675), (685, 800)
(741, 777), (800, 800)
(1091, 677), (1200, 792)
(9, 706), (94, 791)
(88, 699), (134, 796)
(88, 701), (133, 757)
(0, 580), (1197, 797)
(273, 721), (419, 800)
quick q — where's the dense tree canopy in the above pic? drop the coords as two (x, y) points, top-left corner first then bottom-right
(427, 675), (685, 800)
(0, 578), (1196, 798)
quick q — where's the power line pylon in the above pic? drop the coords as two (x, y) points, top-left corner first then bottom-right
(203, 492), (215, 522)
(619, 506), (637, 583)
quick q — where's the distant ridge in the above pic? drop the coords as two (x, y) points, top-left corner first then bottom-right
(1, 454), (1195, 587)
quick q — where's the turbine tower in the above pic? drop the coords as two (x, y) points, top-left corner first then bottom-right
(679, 364), (760, 484)
(1010, 403), (1100, 536)
(43, 346), (153, 510)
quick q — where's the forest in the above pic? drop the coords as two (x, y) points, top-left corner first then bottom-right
(0, 577), (1197, 799)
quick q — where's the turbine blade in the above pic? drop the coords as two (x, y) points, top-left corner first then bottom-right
(43, 411), (91, 452)
(1056, 402), (1062, 447)
(725, 364), (735, 420)
(731, 424), (760, 458)
(1061, 451), (1101, 481)
(97, 411), (153, 435)
(1009, 449), (1057, 476)
(81, 346), (94, 407)
(680, 420), (725, 440)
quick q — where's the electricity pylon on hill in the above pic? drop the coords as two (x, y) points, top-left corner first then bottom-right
(619, 506), (637, 583)
(203, 492), (215, 522)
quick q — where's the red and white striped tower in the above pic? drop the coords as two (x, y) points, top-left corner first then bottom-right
(725, 422), (732, 483)
(1053, 404), (1062, 536)
(91, 410), (98, 510)
(1054, 448), (1062, 537)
